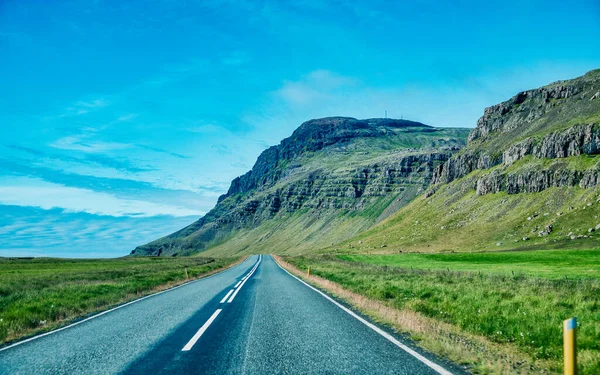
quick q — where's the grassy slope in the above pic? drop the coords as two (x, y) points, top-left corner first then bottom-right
(286, 253), (600, 374)
(328, 167), (600, 254)
(0, 256), (237, 345)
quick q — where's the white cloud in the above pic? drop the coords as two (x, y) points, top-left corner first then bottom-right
(274, 69), (357, 107)
(247, 64), (597, 136)
(50, 135), (132, 153)
(76, 99), (109, 108)
(61, 98), (109, 117)
(0, 205), (201, 257)
(0, 177), (204, 218)
(116, 113), (138, 122)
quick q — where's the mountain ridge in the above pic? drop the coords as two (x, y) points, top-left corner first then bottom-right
(132, 117), (469, 256)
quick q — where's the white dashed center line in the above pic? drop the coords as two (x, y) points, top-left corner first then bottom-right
(181, 309), (222, 351)
(181, 255), (262, 352)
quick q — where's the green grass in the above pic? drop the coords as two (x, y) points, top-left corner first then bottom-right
(286, 253), (600, 374)
(503, 154), (600, 173)
(0, 256), (236, 345)
(339, 249), (600, 279)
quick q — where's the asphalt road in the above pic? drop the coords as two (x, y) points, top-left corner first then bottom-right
(0, 255), (461, 375)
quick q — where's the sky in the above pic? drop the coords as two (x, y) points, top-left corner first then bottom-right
(1, 0), (599, 257)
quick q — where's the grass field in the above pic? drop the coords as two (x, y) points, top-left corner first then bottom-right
(285, 251), (600, 374)
(0, 256), (237, 345)
(339, 249), (600, 279)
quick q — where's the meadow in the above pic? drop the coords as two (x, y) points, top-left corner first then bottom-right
(0, 256), (237, 345)
(284, 250), (600, 374)
(339, 249), (600, 279)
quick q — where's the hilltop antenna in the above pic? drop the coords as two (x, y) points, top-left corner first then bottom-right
(384, 110), (387, 119)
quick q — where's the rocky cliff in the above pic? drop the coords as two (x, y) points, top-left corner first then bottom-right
(132, 117), (469, 256)
(431, 69), (600, 195)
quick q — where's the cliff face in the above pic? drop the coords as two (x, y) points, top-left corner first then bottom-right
(431, 69), (600, 195)
(132, 118), (469, 256)
(221, 117), (439, 199)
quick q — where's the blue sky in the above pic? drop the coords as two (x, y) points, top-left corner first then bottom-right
(1, 0), (599, 257)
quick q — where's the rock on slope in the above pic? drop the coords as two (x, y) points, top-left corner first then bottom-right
(431, 69), (600, 193)
(344, 69), (600, 254)
(132, 118), (469, 256)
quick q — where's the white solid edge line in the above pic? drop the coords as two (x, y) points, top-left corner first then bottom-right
(0, 255), (258, 353)
(220, 289), (235, 303)
(274, 257), (455, 375)
(181, 309), (222, 351)
(227, 257), (261, 303)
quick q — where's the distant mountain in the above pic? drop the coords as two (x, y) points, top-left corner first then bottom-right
(342, 69), (600, 254)
(132, 117), (470, 256)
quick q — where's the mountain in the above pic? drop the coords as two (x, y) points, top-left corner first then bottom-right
(132, 118), (470, 256)
(341, 69), (600, 254)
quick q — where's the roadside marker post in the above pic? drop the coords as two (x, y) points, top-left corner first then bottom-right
(564, 317), (577, 375)
(307, 267), (310, 277)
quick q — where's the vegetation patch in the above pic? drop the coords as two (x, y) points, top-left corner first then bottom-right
(332, 183), (600, 254)
(339, 249), (600, 279)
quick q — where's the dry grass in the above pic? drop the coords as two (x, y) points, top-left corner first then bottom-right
(273, 255), (556, 375)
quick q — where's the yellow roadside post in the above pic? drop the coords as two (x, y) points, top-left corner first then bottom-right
(564, 317), (577, 375)
(307, 267), (311, 277)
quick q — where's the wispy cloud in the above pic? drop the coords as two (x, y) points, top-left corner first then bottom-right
(211, 144), (232, 155)
(247, 66), (594, 134)
(0, 177), (204, 218)
(0, 205), (199, 257)
(137, 144), (188, 159)
(50, 135), (132, 153)
(116, 113), (138, 122)
(0, 157), (222, 211)
(61, 98), (109, 116)
(5, 144), (155, 174)
(274, 70), (357, 107)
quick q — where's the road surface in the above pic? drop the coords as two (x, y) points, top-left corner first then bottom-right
(0, 255), (461, 374)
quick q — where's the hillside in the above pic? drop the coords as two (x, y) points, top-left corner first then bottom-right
(132, 118), (470, 256)
(336, 69), (600, 254)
